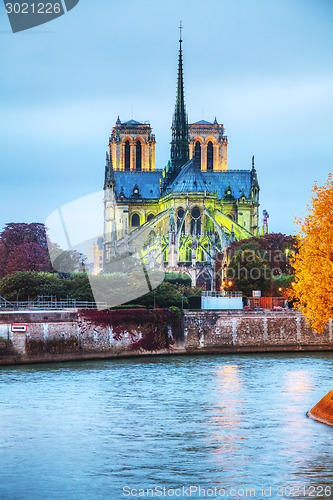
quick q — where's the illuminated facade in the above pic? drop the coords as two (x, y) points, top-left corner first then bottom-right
(102, 33), (260, 288)
(109, 119), (156, 172)
(189, 120), (228, 172)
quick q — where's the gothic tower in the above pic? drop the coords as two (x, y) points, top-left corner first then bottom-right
(170, 24), (189, 173)
(109, 118), (156, 172)
(189, 119), (228, 172)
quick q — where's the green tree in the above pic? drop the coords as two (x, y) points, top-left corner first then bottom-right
(227, 249), (271, 297)
(0, 272), (67, 301)
(125, 281), (188, 309)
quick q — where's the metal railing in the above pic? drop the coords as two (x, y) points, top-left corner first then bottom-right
(202, 291), (243, 298)
(0, 296), (106, 311)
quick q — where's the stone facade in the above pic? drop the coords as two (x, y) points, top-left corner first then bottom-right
(109, 119), (156, 172)
(183, 310), (333, 353)
(189, 120), (228, 172)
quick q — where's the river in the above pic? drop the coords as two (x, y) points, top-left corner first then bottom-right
(1, 353), (333, 499)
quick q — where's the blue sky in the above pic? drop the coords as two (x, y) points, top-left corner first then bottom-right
(0, 0), (332, 235)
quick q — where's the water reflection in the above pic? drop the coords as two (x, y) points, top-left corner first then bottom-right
(283, 370), (314, 394)
(1, 354), (333, 499)
(202, 365), (246, 483)
(213, 365), (243, 428)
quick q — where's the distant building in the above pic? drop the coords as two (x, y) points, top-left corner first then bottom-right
(103, 32), (260, 289)
(92, 237), (103, 275)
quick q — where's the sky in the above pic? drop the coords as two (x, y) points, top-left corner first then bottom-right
(0, 0), (332, 235)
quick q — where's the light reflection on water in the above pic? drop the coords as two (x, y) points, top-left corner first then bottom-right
(1, 353), (333, 499)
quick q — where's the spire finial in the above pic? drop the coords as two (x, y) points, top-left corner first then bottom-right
(252, 155), (255, 169)
(179, 21), (183, 42)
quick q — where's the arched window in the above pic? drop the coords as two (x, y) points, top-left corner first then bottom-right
(191, 207), (201, 235)
(194, 141), (201, 168)
(125, 140), (130, 171)
(147, 213), (155, 222)
(177, 208), (185, 234)
(136, 141), (142, 171)
(131, 213), (140, 227)
(185, 245), (192, 262)
(207, 141), (214, 171)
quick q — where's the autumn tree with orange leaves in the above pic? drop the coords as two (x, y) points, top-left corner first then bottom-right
(292, 174), (333, 333)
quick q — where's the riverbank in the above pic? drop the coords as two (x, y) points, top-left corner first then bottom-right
(0, 308), (332, 366)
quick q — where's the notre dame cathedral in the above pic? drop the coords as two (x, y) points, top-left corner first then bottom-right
(101, 30), (260, 289)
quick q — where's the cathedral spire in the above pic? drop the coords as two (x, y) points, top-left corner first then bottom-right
(170, 22), (189, 172)
(104, 151), (115, 189)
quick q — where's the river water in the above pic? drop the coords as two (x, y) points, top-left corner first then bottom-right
(1, 353), (333, 500)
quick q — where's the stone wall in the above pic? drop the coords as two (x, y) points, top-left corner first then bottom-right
(0, 309), (332, 366)
(183, 310), (333, 353)
(0, 308), (183, 365)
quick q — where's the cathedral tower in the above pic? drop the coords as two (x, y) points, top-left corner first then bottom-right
(189, 119), (228, 172)
(170, 23), (189, 172)
(109, 118), (156, 172)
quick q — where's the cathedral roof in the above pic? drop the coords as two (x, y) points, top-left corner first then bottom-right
(123, 119), (144, 125)
(191, 120), (213, 125)
(203, 171), (252, 199)
(113, 167), (253, 201)
(167, 159), (210, 194)
(114, 171), (162, 199)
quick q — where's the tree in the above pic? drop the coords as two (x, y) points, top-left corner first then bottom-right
(0, 271), (95, 303)
(227, 233), (297, 276)
(0, 272), (67, 302)
(5, 242), (52, 276)
(272, 274), (295, 297)
(292, 174), (333, 333)
(226, 249), (272, 297)
(0, 223), (52, 277)
(125, 281), (189, 309)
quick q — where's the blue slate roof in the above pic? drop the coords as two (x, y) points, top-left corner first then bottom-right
(168, 160), (210, 194)
(114, 171), (162, 199)
(113, 167), (253, 200)
(123, 119), (144, 125)
(202, 171), (252, 199)
(191, 120), (213, 125)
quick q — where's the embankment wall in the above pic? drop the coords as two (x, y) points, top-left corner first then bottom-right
(0, 309), (331, 366)
(183, 310), (333, 353)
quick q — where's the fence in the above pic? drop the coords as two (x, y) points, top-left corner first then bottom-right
(202, 291), (243, 298)
(0, 296), (106, 311)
